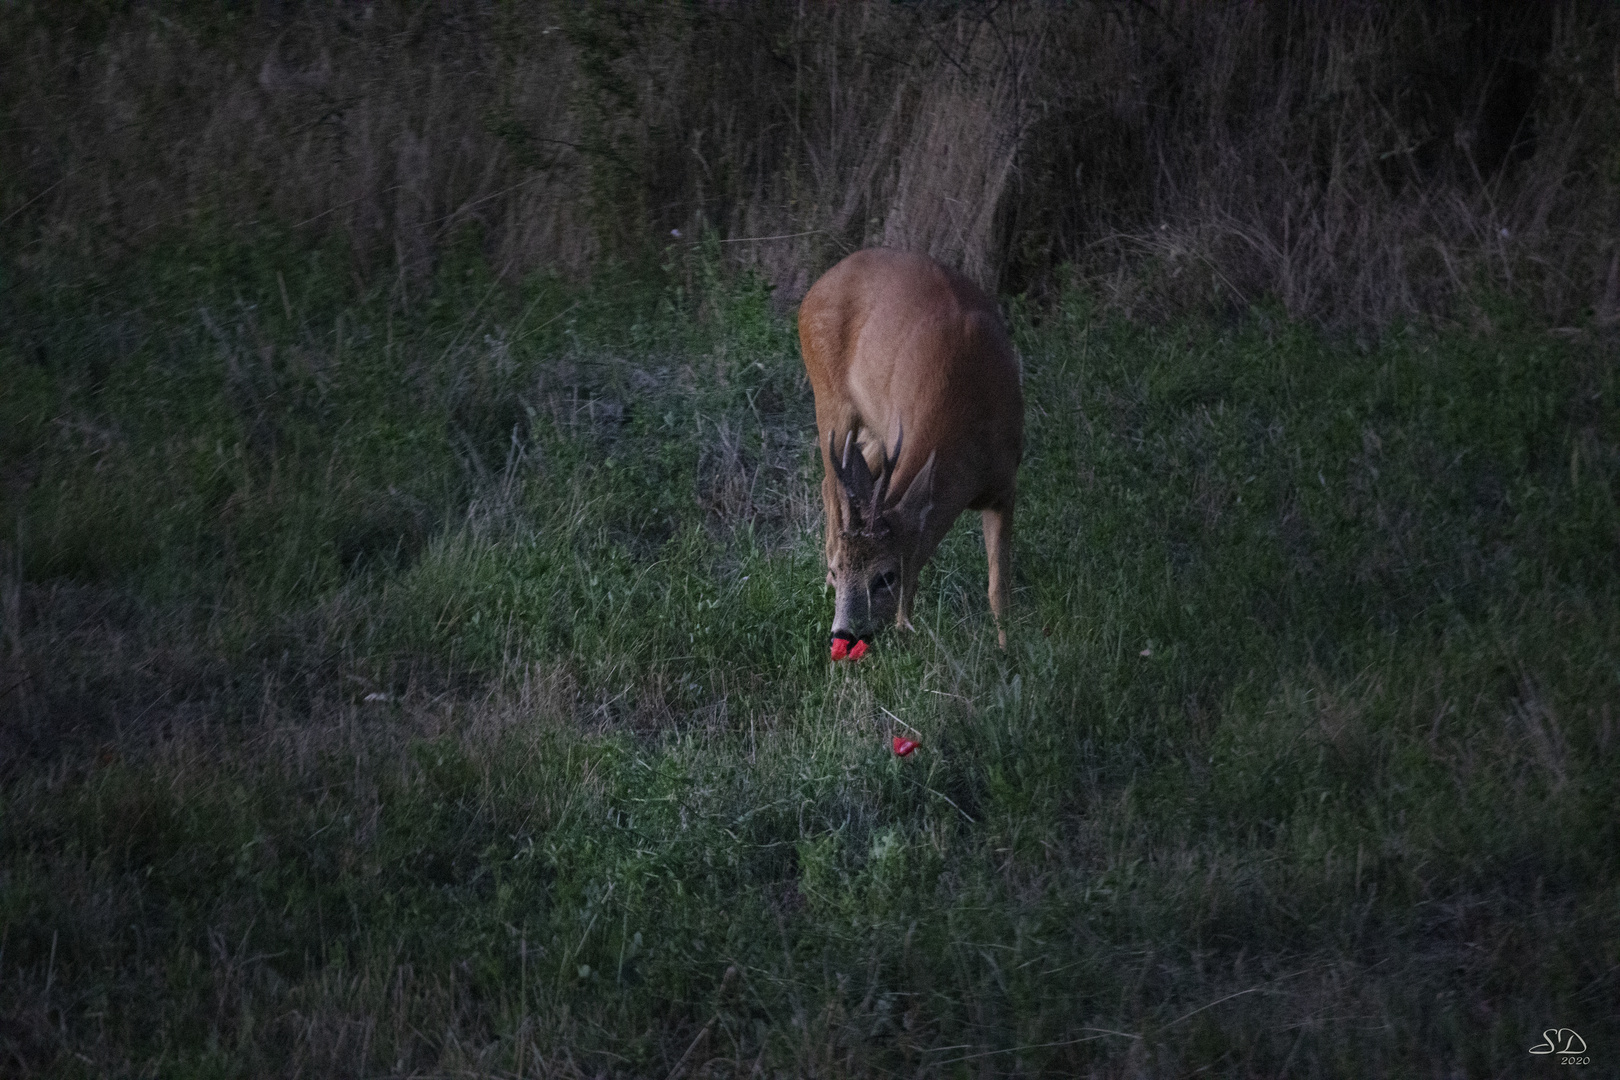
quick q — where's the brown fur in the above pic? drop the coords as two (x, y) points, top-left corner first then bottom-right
(799, 249), (1024, 647)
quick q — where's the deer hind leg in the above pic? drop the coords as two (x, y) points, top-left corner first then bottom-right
(982, 501), (1014, 648)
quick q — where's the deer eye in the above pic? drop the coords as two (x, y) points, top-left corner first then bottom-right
(871, 570), (897, 592)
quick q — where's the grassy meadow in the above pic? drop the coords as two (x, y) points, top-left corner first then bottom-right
(2, 230), (1618, 1077)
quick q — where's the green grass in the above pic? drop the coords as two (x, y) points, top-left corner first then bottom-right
(2, 232), (1617, 1077)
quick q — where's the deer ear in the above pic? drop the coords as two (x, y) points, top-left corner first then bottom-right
(891, 450), (937, 538)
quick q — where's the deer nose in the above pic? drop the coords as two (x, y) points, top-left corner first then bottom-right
(829, 631), (870, 662)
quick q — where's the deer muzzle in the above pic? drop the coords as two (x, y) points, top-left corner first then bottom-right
(829, 631), (870, 662)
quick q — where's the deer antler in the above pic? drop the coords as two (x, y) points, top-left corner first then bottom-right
(829, 430), (874, 530)
(869, 420), (903, 525)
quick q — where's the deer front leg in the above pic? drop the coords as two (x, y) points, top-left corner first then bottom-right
(982, 501), (1014, 648)
(820, 466), (842, 575)
(816, 420), (857, 573)
(896, 564), (917, 631)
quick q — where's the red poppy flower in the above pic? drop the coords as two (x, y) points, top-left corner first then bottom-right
(830, 638), (849, 661)
(892, 736), (920, 757)
(847, 639), (869, 661)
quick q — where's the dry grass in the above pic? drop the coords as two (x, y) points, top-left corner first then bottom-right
(3, 4), (1619, 1075)
(3, 2), (1617, 328)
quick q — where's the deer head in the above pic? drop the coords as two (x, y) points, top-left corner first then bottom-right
(826, 427), (937, 654)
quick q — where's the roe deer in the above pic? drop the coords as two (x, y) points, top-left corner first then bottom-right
(798, 249), (1023, 658)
